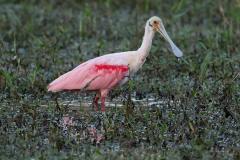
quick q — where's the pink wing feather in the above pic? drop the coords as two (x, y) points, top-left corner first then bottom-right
(47, 53), (129, 92)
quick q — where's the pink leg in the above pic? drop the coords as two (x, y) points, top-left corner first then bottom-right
(100, 90), (109, 112)
(93, 92), (100, 111)
(101, 96), (106, 112)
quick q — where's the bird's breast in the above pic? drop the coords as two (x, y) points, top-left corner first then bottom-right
(128, 59), (145, 76)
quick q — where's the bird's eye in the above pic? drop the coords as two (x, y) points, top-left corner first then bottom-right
(148, 21), (153, 27)
(153, 21), (157, 24)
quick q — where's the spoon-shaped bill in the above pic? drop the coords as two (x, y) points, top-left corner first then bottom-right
(169, 41), (183, 58)
(157, 24), (183, 57)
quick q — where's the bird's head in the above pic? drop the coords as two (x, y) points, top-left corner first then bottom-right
(147, 16), (183, 58)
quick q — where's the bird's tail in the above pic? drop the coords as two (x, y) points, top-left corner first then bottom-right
(47, 71), (71, 92)
(47, 62), (92, 92)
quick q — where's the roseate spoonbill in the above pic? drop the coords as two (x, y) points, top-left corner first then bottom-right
(48, 16), (183, 112)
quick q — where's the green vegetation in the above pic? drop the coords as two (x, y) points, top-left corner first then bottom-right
(0, 0), (239, 159)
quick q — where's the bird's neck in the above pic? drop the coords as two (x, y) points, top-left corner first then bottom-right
(138, 26), (155, 60)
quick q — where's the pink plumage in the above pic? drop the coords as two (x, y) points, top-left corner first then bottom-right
(48, 53), (130, 112)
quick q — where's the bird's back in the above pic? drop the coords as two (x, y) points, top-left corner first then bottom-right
(47, 51), (134, 92)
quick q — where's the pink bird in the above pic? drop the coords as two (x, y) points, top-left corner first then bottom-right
(48, 16), (183, 112)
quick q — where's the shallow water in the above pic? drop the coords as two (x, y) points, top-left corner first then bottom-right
(56, 95), (172, 109)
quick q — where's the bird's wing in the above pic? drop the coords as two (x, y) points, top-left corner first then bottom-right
(47, 52), (131, 92)
(83, 64), (129, 91)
